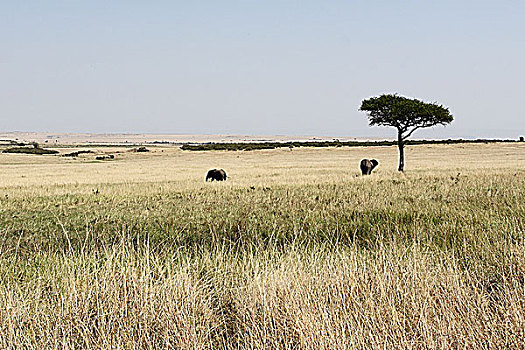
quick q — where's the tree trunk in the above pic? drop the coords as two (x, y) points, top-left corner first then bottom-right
(397, 132), (405, 172)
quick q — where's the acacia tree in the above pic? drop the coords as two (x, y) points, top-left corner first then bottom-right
(359, 94), (453, 171)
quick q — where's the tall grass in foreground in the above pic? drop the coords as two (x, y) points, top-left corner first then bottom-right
(0, 242), (523, 349)
(0, 169), (523, 349)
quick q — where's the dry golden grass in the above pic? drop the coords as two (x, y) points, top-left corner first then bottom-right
(0, 143), (523, 349)
(1, 142), (523, 189)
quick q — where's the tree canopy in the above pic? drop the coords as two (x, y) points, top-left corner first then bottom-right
(359, 94), (453, 142)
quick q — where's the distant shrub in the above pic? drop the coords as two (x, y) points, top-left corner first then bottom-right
(95, 155), (115, 160)
(3, 147), (59, 155)
(128, 147), (150, 152)
(148, 141), (173, 144)
(62, 150), (93, 157)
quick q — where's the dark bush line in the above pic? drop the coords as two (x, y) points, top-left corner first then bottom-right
(2, 147), (59, 155)
(180, 139), (520, 151)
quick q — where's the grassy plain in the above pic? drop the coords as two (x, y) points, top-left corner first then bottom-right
(0, 143), (524, 349)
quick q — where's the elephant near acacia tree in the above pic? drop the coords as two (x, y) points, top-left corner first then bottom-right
(360, 159), (379, 175)
(359, 94), (453, 171)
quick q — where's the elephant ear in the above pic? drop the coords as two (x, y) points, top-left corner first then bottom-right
(370, 159), (379, 170)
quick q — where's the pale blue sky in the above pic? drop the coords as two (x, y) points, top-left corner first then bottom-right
(1, 1), (524, 138)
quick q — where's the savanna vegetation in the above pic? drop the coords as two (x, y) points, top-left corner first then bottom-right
(0, 143), (523, 349)
(180, 138), (520, 152)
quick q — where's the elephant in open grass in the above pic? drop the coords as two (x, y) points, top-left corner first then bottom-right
(360, 159), (379, 175)
(206, 169), (227, 181)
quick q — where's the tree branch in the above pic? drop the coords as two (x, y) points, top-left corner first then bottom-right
(402, 126), (421, 140)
